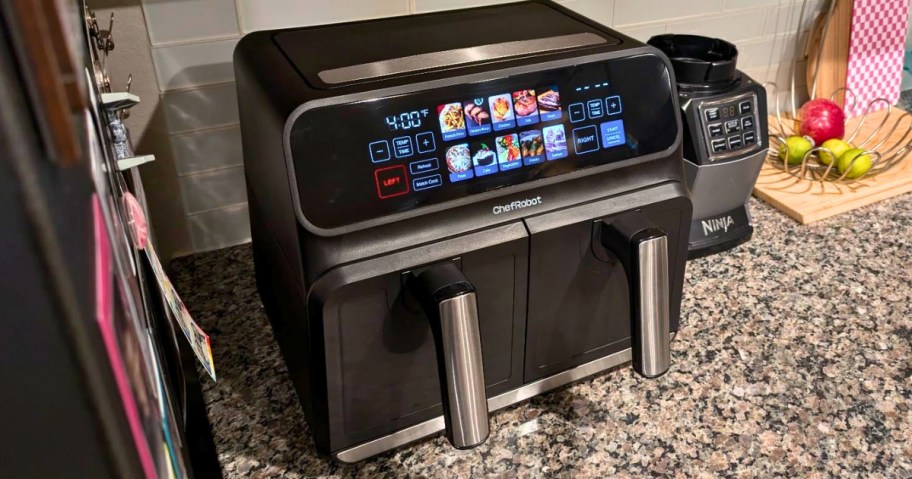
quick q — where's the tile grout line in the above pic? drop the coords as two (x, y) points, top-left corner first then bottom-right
(159, 79), (236, 96)
(177, 163), (246, 180)
(170, 122), (242, 139)
(149, 33), (242, 50)
(185, 201), (249, 218)
(234, 0), (245, 35)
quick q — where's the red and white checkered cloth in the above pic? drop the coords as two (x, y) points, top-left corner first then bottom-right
(844, 0), (909, 117)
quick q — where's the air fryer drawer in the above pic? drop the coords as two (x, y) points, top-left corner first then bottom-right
(307, 223), (528, 451)
(524, 195), (690, 382)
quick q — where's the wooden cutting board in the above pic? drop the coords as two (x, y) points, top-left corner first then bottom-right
(805, 0), (853, 107)
(753, 107), (912, 224)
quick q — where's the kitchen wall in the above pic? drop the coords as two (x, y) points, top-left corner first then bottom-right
(140, 0), (821, 254)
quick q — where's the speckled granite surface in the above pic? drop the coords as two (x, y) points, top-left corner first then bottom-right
(172, 195), (912, 478)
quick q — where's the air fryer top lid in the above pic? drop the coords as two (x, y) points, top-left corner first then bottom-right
(274, 2), (620, 89)
(647, 34), (738, 87)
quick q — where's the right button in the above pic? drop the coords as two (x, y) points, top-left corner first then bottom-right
(572, 125), (600, 154)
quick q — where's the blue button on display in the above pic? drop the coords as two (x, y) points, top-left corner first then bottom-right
(449, 170), (474, 182)
(409, 158), (439, 175)
(467, 124), (493, 136)
(369, 140), (391, 163)
(492, 119), (516, 132)
(415, 132), (436, 153)
(474, 164), (498, 177)
(568, 103), (585, 123)
(393, 136), (413, 158)
(516, 112), (539, 127)
(441, 130), (467, 141)
(600, 120), (626, 148)
(606, 96), (622, 115)
(587, 100), (603, 119)
(413, 174), (442, 191)
(572, 125), (599, 154)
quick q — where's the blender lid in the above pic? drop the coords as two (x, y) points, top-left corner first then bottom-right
(647, 34), (738, 87)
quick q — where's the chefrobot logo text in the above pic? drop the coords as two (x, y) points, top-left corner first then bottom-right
(492, 196), (543, 215)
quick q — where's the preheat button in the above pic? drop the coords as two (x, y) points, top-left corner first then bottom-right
(409, 158), (439, 175)
(374, 165), (409, 199)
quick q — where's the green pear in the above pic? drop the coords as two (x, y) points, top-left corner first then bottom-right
(836, 148), (872, 179)
(779, 135), (814, 165)
(819, 138), (851, 166)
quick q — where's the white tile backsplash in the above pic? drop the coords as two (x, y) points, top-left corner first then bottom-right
(139, 0), (826, 253)
(171, 126), (243, 176)
(151, 37), (238, 91)
(742, 59), (808, 89)
(614, 0), (724, 27)
(142, 0), (239, 45)
(764, 1), (822, 36)
(412, 0), (512, 13)
(616, 22), (666, 42)
(723, 0), (800, 11)
(187, 204), (251, 252)
(558, 0), (615, 26)
(735, 32), (803, 69)
(162, 82), (239, 134)
(237, 0), (410, 32)
(179, 166), (248, 214)
(666, 9), (767, 42)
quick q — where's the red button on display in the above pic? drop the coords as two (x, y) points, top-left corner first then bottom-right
(374, 165), (410, 199)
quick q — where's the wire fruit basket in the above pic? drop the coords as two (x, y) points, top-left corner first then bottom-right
(763, 0), (912, 184)
(766, 87), (912, 183)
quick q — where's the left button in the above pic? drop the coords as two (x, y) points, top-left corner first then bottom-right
(374, 165), (410, 199)
(370, 140), (391, 163)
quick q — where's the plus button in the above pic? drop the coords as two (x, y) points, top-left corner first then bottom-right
(606, 95), (622, 115)
(415, 132), (436, 154)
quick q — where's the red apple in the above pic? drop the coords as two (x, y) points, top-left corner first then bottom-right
(797, 98), (846, 145)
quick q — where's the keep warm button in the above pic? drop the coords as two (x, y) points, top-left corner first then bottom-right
(374, 165), (409, 199)
(572, 125), (599, 155)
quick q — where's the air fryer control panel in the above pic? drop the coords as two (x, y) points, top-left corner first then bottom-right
(288, 54), (679, 230)
(695, 91), (762, 163)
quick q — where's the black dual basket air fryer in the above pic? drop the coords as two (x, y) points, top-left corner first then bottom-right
(236, 0), (695, 462)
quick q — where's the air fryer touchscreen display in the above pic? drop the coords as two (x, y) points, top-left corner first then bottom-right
(290, 54), (677, 229)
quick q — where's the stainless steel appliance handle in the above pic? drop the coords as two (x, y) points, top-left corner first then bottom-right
(635, 235), (672, 377)
(601, 213), (672, 378)
(409, 263), (490, 449)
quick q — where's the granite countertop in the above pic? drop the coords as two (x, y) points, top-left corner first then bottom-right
(172, 196), (912, 478)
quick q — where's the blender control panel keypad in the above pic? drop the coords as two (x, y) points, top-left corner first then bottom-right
(698, 93), (760, 162)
